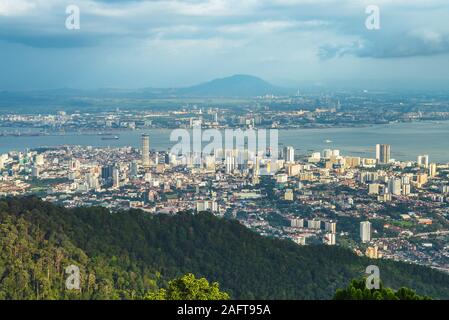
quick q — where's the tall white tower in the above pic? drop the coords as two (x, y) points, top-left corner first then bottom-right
(285, 146), (295, 163)
(142, 134), (150, 167)
(360, 221), (371, 243)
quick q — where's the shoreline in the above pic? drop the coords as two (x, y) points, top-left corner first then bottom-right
(1, 118), (448, 138)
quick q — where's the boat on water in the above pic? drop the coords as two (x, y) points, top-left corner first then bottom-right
(101, 136), (119, 140)
(325, 139), (332, 143)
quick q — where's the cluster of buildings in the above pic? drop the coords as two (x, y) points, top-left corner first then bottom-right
(4, 89), (449, 137)
(0, 136), (448, 272)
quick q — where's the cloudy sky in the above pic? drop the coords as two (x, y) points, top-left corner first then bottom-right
(1, 0), (449, 90)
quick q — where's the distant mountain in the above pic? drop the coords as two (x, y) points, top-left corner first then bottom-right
(177, 74), (292, 97)
(0, 75), (293, 105)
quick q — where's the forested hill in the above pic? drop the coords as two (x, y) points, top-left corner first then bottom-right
(1, 197), (449, 300)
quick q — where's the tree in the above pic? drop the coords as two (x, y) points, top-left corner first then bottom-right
(334, 278), (431, 300)
(145, 274), (230, 300)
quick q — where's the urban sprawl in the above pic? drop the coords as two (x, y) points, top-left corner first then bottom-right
(1, 100), (449, 274)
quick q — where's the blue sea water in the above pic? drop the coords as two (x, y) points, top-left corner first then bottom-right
(1, 121), (449, 163)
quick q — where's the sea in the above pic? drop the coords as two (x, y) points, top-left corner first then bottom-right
(1, 120), (449, 163)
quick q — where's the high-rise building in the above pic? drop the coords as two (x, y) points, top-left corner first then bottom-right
(141, 134), (150, 167)
(86, 172), (99, 190)
(225, 155), (235, 174)
(309, 152), (321, 163)
(101, 165), (114, 180)
(284, 146), (295, 163)
(130, 161), (139, 178)
(429, 163), (437, 177)
(345, 157), (361, 168)
(324, 221), (337, 233)
(323, 233), (336, 245)
(307, 219), (321, 230)
(416, 173), (428, 187)
(112, 167), (120, 188)
(388, 178), (402, 195)
(402, 184), (411, 195)
(323, 149), (332, 160)
(331, 149), (340, 157)
(290, 218), (304, 228)
(360, 221), (371, 243)
(417, 155), (429, 168)
(376, 144), (391, 164)
(196, 200), (218, 212)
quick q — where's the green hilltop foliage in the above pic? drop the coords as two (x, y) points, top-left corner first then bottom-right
(334, 278), (431, 300)
(145, 273), (230, 300)
(1, 196), (449, 300)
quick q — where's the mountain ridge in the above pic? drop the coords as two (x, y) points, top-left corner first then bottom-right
(176, 74), (291, 97)
(0, 74), (293, 99)
(1, 196), (449, 300)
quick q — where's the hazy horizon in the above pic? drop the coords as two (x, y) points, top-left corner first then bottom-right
(2, 74), (449, 93)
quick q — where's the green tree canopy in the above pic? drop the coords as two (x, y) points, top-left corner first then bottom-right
(1, 196), (448, 300)
(145, 273), (230, 300)
(334, 278), (431, 300)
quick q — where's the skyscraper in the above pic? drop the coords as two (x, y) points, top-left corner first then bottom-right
(360, 221), (371, 243)
(429, 163), (437, 177)
(417, 155), (429, 168)
(141, 134), (150, 167)
(388, 178), (402, 195)
(130, 160), (139, 178)
(376, 144), (391, 164)
(284, 146), (295, 163)
(101, 165), (114, 180)
(112, 167), (120, 188)
(225, 155), (235, 174)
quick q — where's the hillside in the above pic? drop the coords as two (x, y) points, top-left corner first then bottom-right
(0, 196), (449, 300)
(178, 74), (290, 97)
(0, 75), (291, 108)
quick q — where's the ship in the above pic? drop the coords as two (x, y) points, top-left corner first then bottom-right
(101, 135), (119, 140)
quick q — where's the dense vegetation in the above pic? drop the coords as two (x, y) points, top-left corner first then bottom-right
(334, 279), (431, 300)
(145, 273), (230, 300)
(1, 196), (449, 300)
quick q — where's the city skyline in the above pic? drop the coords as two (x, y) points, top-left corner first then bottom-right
(1, 0), (449, 303)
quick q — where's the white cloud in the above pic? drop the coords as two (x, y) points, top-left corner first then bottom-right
(218, 20), (327, 34)
(0, 0), (36, 16)
(1, 0), (449, 89)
